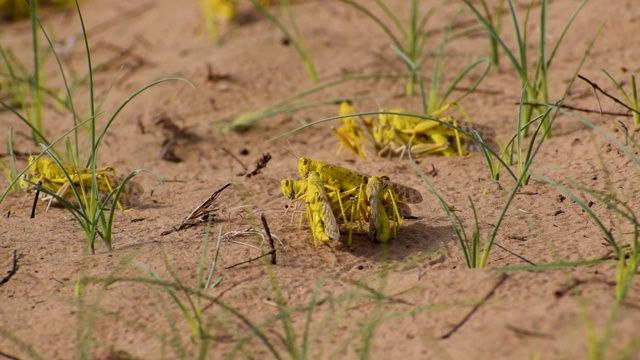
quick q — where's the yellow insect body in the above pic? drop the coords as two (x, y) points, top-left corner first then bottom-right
(297, 157), (423, 204)
(21, 156), (143, 211)
(304, 171), (340, 246)
(365, 176), (403, 243)
(366, 176), (390, 242)
(333, 101), (376, 158)
(281, 177), (365, 229)
(334, 101), (497, 159)
(198, 0), (236, 41)
(0, 0), (79, 20)
(284, 158), (418, 245)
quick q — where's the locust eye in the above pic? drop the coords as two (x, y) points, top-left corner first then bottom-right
(283, 180), (290, 186)
(301, 158), (308, 165)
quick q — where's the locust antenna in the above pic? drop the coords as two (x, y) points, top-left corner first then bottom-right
(283, 140), (299, 159)
(378, 160), (390, 173)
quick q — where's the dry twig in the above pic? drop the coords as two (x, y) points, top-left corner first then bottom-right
(245, 153), (272, 178)
(160, 183), (232, 236)
(222, 214), (280, 269)
(440, 274), (508, 339)
(578, 74), (640, 116)
(0, 250), (18, 287)
(261, 213), (277, 265)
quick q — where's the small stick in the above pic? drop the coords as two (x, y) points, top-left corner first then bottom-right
(0, 350), (21, 360)
(506, 324), (552, 339)
(494, 243), (536, 265)
(245, 153), (272, 178)
(440, 274), (508, 339)
(261, 213), (277, 265)
(517, 101), (632, 117)
(0, 250), (18, 287)
(160, 183), (232, 235)
(30, 181), (42, 219)
(223, 215), (278, 268)
(578, 74), (640, 116)
(617, 120), (630, 146)
(224, 252), (274, 269)
(222, 147), (248, 174)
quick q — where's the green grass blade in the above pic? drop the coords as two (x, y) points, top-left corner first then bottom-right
(5, 128), (19, 191)
(374, 0), (407, 44)
(90, 78), (194, 164)
(439, 56), (491, 108)
(223, 96), (372, 130)
(531, 172), (620, 255)
(102, 169), (162, 249)
(469, 196), (481, 268)
(0, 100), (50, 150)
(0, 325), (45, 360)
(493, 258), (610, 272)
(537, 0), (548, 97)
(518, 0), (532, 81)
(73, 0), (96, 171)
(29, 0), (43, 145)
(392, 46), (427, 113)
(336, 0), (403, 51)
(464, 0), (523, 77)
(30, 5), (82, 158)
(407, 146), (473, 267)
(205, 226), (224, 289)
(602, 69), (632, 105)
(561, 110), (640, 167)
(280, 0), (318, 82)
(545, 0), (588, 69)
(633, 73), (639, 124)
(251, 0), (317, 82)
(224, 73), (403, 130)
(134, 260), (200, 338)
(427, 14), (450, 113)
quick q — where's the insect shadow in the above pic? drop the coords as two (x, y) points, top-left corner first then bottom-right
(335, 220), (454, 262)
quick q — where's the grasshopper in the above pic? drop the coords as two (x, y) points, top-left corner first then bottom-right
(297, 157), (423, 205)
(20, 155), (144, 211)
(281, 174), (402, 244)
(334, 101), (497, 159)
(333, 101), (377, 158)
(304, 171), (340, 246)
(281, 177), (356, 223)
(281, 175), (367, 244)
(366, 176), (392, 242)
(290, 157), (419, 244)
(199, 0), (236, 41)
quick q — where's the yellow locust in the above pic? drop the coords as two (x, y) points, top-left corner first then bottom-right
(20, 155), (144, 211)
(282, 157), (420, 245)
(303, 171), (340, 246)
(334, 101), (497, 159)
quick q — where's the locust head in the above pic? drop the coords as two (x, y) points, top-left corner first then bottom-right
(27, 155), (40, 176)
(281, 178), (309, 200)
(280, 179), (295, 199)
(298, 157), (312, 178)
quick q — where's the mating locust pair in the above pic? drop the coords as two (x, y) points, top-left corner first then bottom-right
(281, 157), (422, 246)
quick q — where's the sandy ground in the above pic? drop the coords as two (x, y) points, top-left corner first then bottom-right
(1, 0), (640, 359)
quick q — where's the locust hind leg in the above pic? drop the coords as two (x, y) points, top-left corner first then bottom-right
(96, 173), (126, 211)
(383, 188), (403, 239)
(366, 177), (391, 243)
